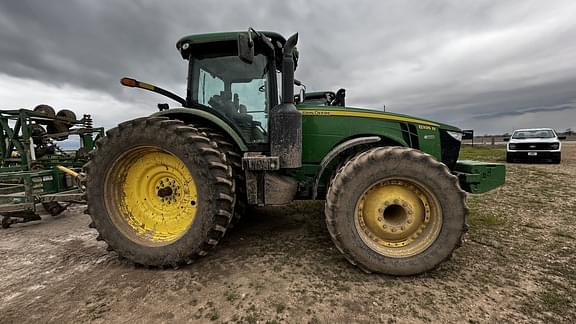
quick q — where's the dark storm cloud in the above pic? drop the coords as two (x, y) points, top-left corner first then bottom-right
(0, 0), (575, 132)
(474, 102), (575, 120)
(0, 1), (184, 93)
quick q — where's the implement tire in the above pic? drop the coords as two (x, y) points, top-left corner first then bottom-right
(85, 117), (235, 267)
(325, 147), (468, 275)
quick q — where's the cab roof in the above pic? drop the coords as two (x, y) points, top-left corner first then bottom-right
(176, 31), (287, 59)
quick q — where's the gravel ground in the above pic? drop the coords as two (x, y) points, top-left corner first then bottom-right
(0, 143), (574, 324)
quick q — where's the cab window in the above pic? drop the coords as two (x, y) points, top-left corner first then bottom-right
(192, 54), (270, 144)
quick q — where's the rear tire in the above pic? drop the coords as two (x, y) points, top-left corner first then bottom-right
(196, 127), (246, 226)
(85, 117), (235, 267)
(325, 147), (468, 275)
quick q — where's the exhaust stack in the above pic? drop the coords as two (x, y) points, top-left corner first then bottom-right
(270, 33), (302, 168)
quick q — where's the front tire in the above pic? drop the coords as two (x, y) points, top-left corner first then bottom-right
(552, 153), (561, 164)
(506, 153), (514, 163)
(85, 117), (235, 267)
(325, 147), (468, 275)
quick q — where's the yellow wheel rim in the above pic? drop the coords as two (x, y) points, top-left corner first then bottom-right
(354, 178), (442, 258)
(105, 147), (198, 246)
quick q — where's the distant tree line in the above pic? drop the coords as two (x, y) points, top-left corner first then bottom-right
(477, 128), (573, 137)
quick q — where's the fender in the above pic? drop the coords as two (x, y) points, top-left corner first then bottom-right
(152, 108), (248, 151)
(312, 136), (381, 199)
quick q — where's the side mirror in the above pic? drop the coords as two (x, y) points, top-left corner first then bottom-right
(558, 136), (567, 140)
(503, 137), (510, 142)
(238, 33), (254, 64)
(294, 79), (306, 103)
(299, 88), (306, 103)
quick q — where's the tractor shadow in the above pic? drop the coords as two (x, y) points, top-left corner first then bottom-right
(220, 201), (330, 251)
(190, 200), (362, 276)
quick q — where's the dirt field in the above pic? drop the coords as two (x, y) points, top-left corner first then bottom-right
(1, 144), (575, 324)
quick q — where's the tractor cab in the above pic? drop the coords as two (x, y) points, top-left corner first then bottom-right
(120, 30), (302, 167)
(177, 33), (276, 143)
(174, 30), (302, 169)
(176, 32), (291, 145)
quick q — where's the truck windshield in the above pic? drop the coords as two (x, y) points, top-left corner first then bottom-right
(512, 130), (555, 139)
(190, 54), (270, 144)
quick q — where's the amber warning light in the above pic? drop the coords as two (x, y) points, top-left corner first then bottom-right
(118, 76), (186, 105)
(120, 77), (137, 87)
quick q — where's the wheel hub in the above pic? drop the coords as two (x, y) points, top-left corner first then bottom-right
(354, 179), (441, 257)
(157, 185), (173, 198)
(155, 177), (182, 203)
(106, 148), (198, 245)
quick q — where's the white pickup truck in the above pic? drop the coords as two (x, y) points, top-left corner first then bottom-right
(505, 128), (565, 164)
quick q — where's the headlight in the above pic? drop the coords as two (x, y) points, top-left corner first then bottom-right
(509, 143), (517, 150)
(446, 131), (462, 142)
(550, 143), (559, 150)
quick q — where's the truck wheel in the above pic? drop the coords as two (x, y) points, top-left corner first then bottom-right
(85, 117), (235, 267)
(325, 147), (468, 275)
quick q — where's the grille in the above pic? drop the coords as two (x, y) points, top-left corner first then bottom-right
(440, 130), (461, 170)
(400, 123), (420, 149)
(512, 143), (558, 150)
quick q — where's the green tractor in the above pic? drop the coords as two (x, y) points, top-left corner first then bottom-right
(86, 30), (505, 275)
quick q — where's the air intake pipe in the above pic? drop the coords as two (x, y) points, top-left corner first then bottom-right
(270, 33), (302, 168)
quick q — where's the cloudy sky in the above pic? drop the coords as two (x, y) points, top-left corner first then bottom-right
(1, 0), (575, 134)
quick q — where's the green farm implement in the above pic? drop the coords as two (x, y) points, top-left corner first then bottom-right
(0, 106), (103, 228)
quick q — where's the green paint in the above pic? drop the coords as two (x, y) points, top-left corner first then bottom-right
(161, 30), (503, 197)
(300, 110), (411, 162)
(152, 108), (249, 151)
(153, 104), (505, 195)
(0, 109), (103, 216)
(454, 160), (506, 193)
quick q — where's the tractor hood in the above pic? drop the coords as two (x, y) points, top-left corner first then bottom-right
(297, 105), (461, 132)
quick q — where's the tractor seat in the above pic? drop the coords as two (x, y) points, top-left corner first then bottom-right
(208, 93), (253, 125)
(331, 88), (346, 107)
